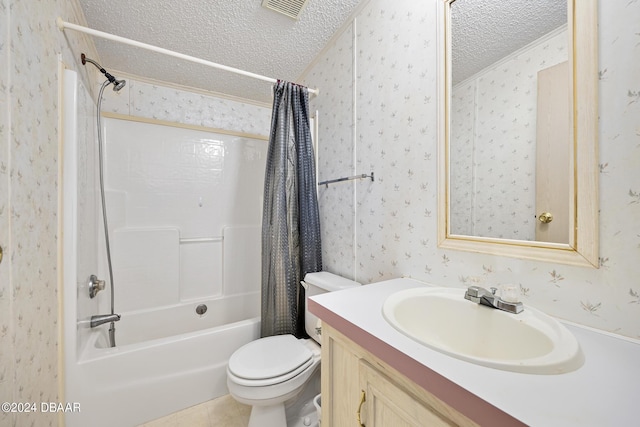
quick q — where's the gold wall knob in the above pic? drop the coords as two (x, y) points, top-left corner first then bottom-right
(538, 212), (553, 223)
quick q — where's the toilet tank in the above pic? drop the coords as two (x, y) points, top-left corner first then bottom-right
(302, 271), (361, 343)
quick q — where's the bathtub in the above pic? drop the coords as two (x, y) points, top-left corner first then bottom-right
(66, 298), (260, 427)
(99, 292), (260, 347)
(61, 68), (266, 427)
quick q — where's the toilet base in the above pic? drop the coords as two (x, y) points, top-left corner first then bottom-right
(238, 367), (320, 427)
(248, 404), (286, 427)
(286, 393), (319, 427)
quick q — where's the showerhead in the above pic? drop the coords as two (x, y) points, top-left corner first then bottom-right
(81, 53), (126, 92)
(112, 79), (126, 92)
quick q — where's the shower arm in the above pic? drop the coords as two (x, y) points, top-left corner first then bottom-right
(81, 54), (113, 82)
(81, 53), (125, 91)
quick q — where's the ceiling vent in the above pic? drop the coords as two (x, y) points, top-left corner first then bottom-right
(261, 0), (310, 20)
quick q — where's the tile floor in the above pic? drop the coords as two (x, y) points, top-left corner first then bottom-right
(138, 394), (251, 427)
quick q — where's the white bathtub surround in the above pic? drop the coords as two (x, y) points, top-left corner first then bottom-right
(309, 278), (640, 427)
(62, 70), (267, 426)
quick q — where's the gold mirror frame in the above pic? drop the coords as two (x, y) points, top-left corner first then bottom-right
(437, 0), (599, 268)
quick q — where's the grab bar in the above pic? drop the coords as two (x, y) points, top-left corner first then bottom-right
(179, 237), (223, 244)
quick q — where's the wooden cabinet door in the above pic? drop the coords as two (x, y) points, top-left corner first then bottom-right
(321, 324), (362, 426)
(358, 360), (454, 427)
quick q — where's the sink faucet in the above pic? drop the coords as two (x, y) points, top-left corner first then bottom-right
(464, 286), (523, 314)
(90, 313), (121, 328)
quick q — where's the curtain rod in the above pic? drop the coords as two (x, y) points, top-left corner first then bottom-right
(56, 18), (319, 96)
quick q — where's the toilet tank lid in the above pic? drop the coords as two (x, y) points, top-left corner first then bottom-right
(303, 271), (361, 291)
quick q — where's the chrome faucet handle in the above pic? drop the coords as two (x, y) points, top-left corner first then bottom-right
(465, 285), (483, 297)
(89, 274), (106, 299)
(464, 286), (484, 303)
(496, 299), (524, 314)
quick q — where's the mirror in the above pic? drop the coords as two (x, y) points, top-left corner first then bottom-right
(449, 0), (569, 243)
(437, 0), (599, 267)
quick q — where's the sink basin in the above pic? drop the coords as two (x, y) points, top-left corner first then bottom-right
(382, 287), (584, 374)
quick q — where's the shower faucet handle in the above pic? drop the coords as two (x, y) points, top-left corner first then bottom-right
(89, 274), (106, 299)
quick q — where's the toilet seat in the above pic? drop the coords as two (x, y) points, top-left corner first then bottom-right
(228, 335), (313, 387)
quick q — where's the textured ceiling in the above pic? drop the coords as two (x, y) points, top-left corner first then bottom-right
(451, 0), (567, 84)
(77, 1), (567, 102)
(77, 0), (364, 104)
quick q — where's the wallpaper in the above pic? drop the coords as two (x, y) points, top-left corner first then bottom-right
(302, 23), (356, 279)
(303, 0), (640, 339)
(450, 28), (568, 240)
(98, 77), (271, 136)
(449, 77), (475, 236)
(1, 1), (272, 424)
(0, 0), (10, 423)
(1, 0), (101, 425)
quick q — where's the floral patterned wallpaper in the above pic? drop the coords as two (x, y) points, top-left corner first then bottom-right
(1, 0), (101, 425)
(450, 28), (568, 241)
(449, 75), (475, 237)
(2, 1), (272, 425)
(302, 22), (356, 279)
(302, 0), (640, 339)
(98, 77), (271, 136)
(0, 0), (10, 422)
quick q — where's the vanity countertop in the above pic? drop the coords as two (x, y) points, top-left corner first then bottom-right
(308, 277), (640, 427)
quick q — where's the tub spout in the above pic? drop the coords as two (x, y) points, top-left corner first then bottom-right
(90, 313), (121, 328)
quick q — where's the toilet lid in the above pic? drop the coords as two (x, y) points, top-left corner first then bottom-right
(228, 335), (313, 382)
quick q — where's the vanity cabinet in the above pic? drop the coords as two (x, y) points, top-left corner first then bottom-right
(321, 323), (478, 427)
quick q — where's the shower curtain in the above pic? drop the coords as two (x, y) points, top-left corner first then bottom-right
(261, 80), (322, 338)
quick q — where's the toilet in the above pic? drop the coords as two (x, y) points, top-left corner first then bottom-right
(227, 271), (360, 427)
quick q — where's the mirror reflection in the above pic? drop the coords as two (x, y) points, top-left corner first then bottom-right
(448, 0), (571, 243)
